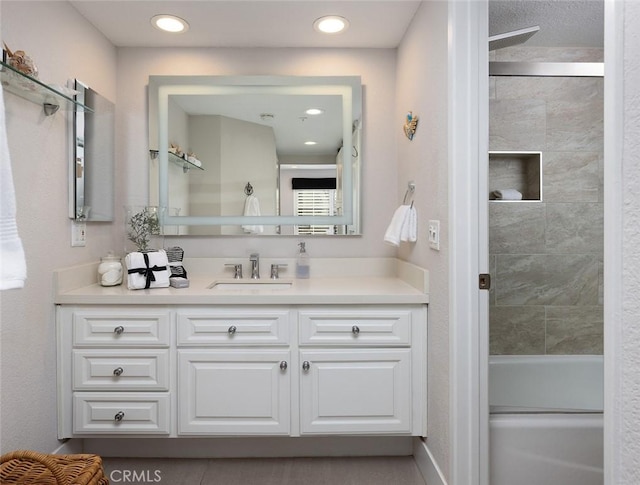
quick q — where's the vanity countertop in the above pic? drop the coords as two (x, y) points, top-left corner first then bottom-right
(54, 258), (429, 305)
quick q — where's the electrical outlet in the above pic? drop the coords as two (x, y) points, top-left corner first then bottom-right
(71, 221), (86, 247)
(428, 220), (440, 250)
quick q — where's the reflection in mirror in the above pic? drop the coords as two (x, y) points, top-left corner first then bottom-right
(148, 76), (361, 236)
(70, 79), (115, 221)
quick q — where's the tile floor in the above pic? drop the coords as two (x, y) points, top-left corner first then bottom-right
(101, 456), (426, 485)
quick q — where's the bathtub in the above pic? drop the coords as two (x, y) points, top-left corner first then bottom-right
(489, 355), (603, 485)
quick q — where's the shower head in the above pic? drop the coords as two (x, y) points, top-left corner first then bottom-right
(489, 25), (540, 51)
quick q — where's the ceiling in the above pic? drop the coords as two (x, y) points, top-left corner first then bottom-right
(489, 1), (603, 48)
(69, 0), (604, 50)
(69, 1), (422, 49)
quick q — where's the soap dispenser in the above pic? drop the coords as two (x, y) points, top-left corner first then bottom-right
(296, 242), (310, 279)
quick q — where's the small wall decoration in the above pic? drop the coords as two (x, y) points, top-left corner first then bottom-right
(403, 111), (419, 141)
(3, 43), (38, 78)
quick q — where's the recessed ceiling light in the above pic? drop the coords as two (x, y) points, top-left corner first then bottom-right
(151, 14), (190, 33)
(305, 108), (325, 115)
(313, 15), (349, 34)
(304, 141), (317, 146)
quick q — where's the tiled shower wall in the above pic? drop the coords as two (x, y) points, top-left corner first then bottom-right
(489, 47), (604, 355)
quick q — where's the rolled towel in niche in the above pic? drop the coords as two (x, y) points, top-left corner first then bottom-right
(491, 189), (523, 200)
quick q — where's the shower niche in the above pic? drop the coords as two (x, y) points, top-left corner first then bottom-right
(489, 151), (542, 201)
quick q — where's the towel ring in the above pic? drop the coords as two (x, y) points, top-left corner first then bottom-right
(244, 182), (254, 196)
(403, 182), (416, 206)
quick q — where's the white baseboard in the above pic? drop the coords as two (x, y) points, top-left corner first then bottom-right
(83, 436), (414, 458)
(51, 439), (84, 455)
(413, 437), (447, 485)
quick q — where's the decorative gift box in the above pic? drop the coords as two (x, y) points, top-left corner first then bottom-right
(125, 250), (170, 290)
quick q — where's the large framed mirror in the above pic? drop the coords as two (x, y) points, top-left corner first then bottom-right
(148, 75), (362, 236)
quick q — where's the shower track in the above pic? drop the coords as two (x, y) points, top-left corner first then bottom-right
(489, 62), (604, 77)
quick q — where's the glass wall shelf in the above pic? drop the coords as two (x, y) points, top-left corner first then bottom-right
(149, 150), (205, 172)
(0, 60), (93, 115)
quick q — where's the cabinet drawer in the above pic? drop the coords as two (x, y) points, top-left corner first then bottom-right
(72, 309), (170, 347)
(72, 350), (170, 390)
(177, 309), (290, 346)
(73, 392), (170, 435)
(299, 308), (411, 346)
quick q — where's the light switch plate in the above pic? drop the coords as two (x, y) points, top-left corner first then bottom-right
(71, 221), (86, 247)
(428, 220), (440, 250)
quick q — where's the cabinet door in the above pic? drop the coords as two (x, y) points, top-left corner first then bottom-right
(299, 349), (412, 434)
(178, 350), (290, 435)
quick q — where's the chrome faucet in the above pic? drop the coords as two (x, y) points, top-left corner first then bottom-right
(224, 263), (243, 279)
(249, 253), (260, 279)
(270, 263), (287, 279)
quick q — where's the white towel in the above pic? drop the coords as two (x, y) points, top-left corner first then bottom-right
(384, 205), (410, 247)
(401, 206), (417, 243)
(492, 189), (523, 200)
(0, 84), (27, 290)
(125, 250), (170, 290)
(242, 195), (263, 234)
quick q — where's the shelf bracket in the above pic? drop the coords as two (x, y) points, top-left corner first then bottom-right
(43, 103), (60, 116)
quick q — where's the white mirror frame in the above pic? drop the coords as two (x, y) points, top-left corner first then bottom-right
(151, 76), (361, 228)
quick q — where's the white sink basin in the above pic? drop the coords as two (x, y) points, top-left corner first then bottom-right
(208, 280), (293, 290)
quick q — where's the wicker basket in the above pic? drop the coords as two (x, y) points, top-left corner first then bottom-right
(0, 450), (109, 485)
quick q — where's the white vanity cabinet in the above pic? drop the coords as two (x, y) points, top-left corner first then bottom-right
(176, 307), (291, 435)
(57, 306), (172, 436)
(297, 307), (419, 435)
(57, 303), (426, 439)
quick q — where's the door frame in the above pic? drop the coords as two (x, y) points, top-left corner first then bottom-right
(448, 1), (489, 484)
(451, 0), (623, 484)
(602, 1), (624, 484)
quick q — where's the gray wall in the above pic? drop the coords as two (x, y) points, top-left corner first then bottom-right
(489, 47), (604, 355)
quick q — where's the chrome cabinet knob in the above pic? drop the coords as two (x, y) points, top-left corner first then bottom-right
(228, 325), (237, 335)
(302, 361), (310, 371)
(113, 367), (124, 376)
(352, 325), (360, 335)
(114, 326), (124, 335)
(280, 361), (288, 371)
(114, 411), (125, 422)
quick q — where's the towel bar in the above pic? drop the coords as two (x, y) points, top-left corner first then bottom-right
(403, 182), (416, 206)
